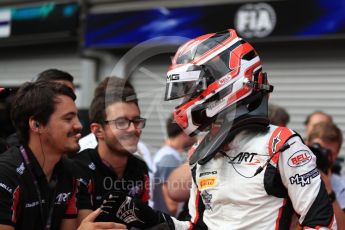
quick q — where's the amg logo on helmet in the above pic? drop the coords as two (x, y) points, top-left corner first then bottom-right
(167, 74), (180, 81)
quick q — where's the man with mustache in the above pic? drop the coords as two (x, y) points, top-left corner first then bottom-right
(0, 81), (83, 230)
(72, 77), (150, 224)
(5, 68), (76, 148)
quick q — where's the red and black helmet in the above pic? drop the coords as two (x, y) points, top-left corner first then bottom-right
(165, 29), (273, 136)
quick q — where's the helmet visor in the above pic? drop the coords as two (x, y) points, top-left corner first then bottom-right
(165, 70), (202, 101)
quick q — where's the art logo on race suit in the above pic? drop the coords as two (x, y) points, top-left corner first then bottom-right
(228, 152), (261, 165)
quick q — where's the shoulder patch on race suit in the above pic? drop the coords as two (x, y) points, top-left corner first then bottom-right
(267, 127), (295, 166)
(287, 150), (312, 168)
(289, 168), (319, 187)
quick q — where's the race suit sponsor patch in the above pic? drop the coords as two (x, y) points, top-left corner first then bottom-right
(199, 170), (217, 177)
(198, 176), (217, 189)
(201, 190), (213, 210)
(288, 150), (312, 168)
(289, 168), (319, 187)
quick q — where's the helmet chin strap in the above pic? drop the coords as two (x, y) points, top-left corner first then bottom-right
(189, 94), (270, 166)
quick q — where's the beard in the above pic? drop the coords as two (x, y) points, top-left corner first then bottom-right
(104, 135), (138, 157)
(65, 143), (81, 154)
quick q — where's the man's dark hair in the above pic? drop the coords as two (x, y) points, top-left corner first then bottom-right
(89, 77), (138, 124)
(166, 114), (183, 138)
(10, 81), (76, 143)
(36, 68), (74, 83)
(304, 111), (332, 126)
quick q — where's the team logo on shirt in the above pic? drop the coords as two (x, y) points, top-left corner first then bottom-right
(25, 200), (42, 208)
(88, 162), (96, 170)
(55, 192), (71, 204)
(288, 150), (312, 168)
(128, 185), (142, 197)
(198, 176), (217, 189)
(16, 163), (25, 175)
(289, 168), (319, 187)
(0, 182), (12, 193)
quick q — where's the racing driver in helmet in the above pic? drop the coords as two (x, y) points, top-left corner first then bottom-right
(99, 29), (336, 229)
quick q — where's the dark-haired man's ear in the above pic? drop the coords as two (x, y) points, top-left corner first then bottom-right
(29, 118), (41, 133)
(90, 123), (103, 139)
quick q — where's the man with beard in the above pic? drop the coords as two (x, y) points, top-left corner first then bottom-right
(0, 81), (83, 230)
(72, 77), (150, 223)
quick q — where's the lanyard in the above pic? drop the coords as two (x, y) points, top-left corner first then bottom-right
(19, 146), (56, 230)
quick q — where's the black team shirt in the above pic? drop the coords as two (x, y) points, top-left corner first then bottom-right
(0, 146), (78, 230)
(72, 148), (150, 221)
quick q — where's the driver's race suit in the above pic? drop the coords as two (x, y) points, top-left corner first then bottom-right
(171, 125), (336, 230)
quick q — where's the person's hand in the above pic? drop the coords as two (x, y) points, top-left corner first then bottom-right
(320, 169), (333, 194)
(77, 208), (127, 230)
(99, 192), (175, 229)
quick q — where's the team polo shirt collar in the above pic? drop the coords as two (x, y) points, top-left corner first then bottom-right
(24, 145), (64, 181)
(90, 148), (140, 179)
(24, 146), (45, 179)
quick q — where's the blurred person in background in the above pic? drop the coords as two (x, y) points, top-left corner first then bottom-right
(268, 103), (290, 127)
(152, 114), (196, 216)
(306, 122), (345, 229)
(0, 87), (12, 152)
(0, 87), (15, 145)
(72, 77), (150, 224)
(36, 68), (75, 90)
(304, 111), (333, 138)
(166, 163), (192, 221)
